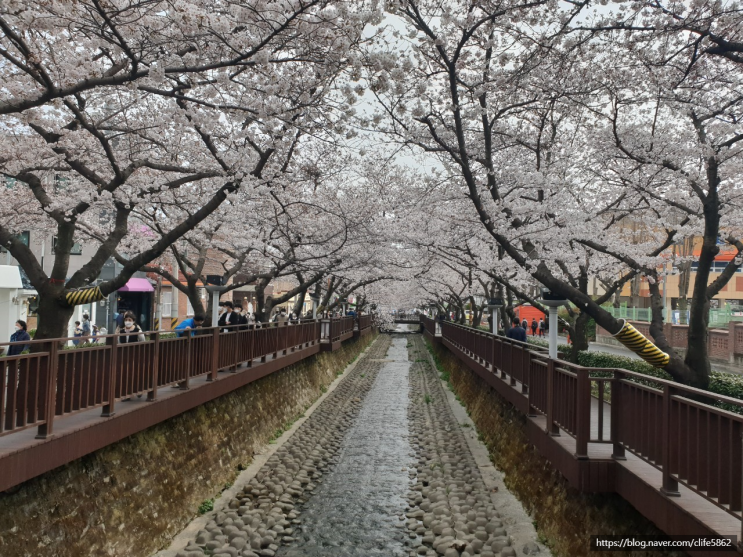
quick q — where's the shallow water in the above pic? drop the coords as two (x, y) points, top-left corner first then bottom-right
(277, 337), (412, 557)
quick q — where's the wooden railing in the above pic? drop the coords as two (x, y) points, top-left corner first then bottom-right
(359, 315), (372, 331)
(0, 319), (336, 441)
(422, 316), (743, 521)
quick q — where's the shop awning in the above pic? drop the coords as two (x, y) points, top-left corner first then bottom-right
(118, 278), (154, 292)
(0, 265), (23, 289)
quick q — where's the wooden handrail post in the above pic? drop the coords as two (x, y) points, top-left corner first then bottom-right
(102, 335), (118, 417)
(148, 332), (160, 401)
(232, 327), (239, 372)
(36, 341), (58, 439)
(546, 359), (559, 436)
(179, 334), (191, 390)
(611, 370), (626, 460)
(209, 327), (219, 381)
(575, 368), (590, 460)
(527, 352), (537, 417)
(523, 350), (531, 395)
(660, 384), (680, 496)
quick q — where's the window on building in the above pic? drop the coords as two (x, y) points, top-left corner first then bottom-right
(690, 261), (742, 273)
(161, 290), (172, 317)
(52, 236), (83, 255)
(54, 175), (69, 192)
(0, 230), (29, 253)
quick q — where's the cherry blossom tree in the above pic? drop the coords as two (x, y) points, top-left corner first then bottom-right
(366, 0), (743, 388)
(0, 0), (373, 340)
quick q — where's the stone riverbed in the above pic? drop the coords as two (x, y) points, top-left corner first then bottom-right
(166, 334), (547, 557)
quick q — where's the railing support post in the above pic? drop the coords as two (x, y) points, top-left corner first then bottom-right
(523, 351), (530, 395)
(527, 352), (538, 417)
(179, 335), (191, 390)
(575, 368), (590, 459)
(660, 384), (680, 497)
(102, 335), (118, 417)
(148, 332), (160, 401)
(209, 328), (219, 381)
(36, 341), (58, 439)
(611, 370), (626, 460)
(232, 327), (240, 372)
(546, 359), (559, 436)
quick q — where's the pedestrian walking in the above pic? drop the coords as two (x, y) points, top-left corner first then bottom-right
(218, 301), (239, 332)
(538, 319), (545, 337)
(7, 320), (31, 356)
(73, 321), (83, 346)
(531, 318), (538, 337)
(506, 318), (527, 342)
(114, 311), (125, 330)
(116, 312), (145, 343)
(521, 317), (528, 331)
(277, 310), (288, 325)
(235, 304), (249, 330)
(81, 313), (92, 340)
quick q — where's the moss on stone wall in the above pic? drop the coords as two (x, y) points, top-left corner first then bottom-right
(428, 341), (682, 557)
(0, 333), (376, 557)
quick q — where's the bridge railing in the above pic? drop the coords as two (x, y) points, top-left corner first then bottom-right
(421, 316), (437, 337)
(0, 320), (325, 440)
(359, 315), (372, 331)
(433, 321), (743, 520)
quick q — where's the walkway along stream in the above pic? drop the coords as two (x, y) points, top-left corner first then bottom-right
(159, 334), (546, 557)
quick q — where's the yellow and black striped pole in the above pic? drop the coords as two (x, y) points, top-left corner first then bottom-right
(613, 319), (670, 368)
(63, 286), (105, 307)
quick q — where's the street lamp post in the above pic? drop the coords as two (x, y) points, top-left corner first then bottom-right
(205, 275), (228, 327)
(486, 297), (504, 335)
(310, 296), (319, 319)
(540, 288), (567, 359)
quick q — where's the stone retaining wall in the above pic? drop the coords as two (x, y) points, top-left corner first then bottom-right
(0, 333), (377, 557)
(428, 340), (680, 557)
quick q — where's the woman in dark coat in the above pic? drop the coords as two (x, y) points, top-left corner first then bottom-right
(8, 320), (31, 356)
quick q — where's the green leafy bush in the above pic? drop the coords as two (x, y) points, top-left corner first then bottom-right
(527, 338), (571, 355)
(197, 499), (214, 514)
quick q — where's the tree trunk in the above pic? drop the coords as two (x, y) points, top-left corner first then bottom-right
(185, 282), (208, 325)
(292, 288), (307, 317)
(630, 274), (641, 308)
(570, 312), (591, 362)
(32, 292), (75, 343)
(677, 260), (692, 325)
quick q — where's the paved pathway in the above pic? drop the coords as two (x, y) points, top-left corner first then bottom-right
(164, 335), (546, 557)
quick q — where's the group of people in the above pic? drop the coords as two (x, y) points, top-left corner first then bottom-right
(173, 302), (304, 337)
(506, 317), (548, 342)
(522, 317), (547, 337)
(72, 313), (102, 345)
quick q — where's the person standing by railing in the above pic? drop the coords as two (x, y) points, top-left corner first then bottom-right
(117, 312), (145, 343)
(175, 315), (205, 337)
(507, 318), (527, 342)
(7, 320), (31, 356)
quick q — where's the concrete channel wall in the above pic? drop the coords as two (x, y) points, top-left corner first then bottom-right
(0, 332), (377, 557)
(426, 339), (681, 557)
